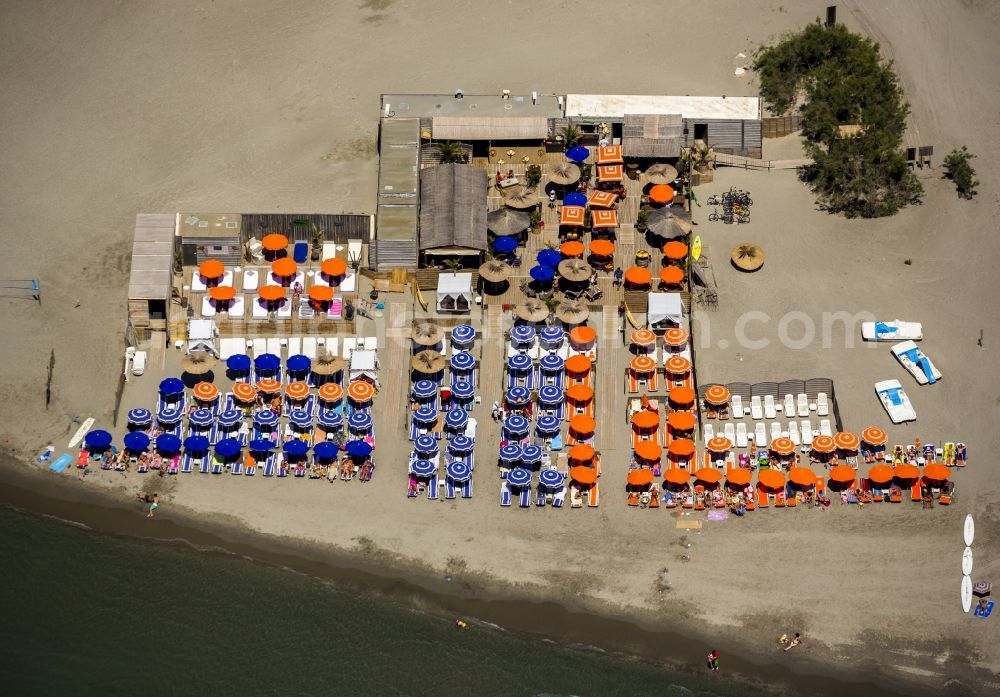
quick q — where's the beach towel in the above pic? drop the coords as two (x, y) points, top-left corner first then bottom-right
(49, 453), (72, 473)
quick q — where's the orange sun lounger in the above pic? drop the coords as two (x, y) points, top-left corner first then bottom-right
(757, 488), (769, 508)
(587, 482), (600, 507)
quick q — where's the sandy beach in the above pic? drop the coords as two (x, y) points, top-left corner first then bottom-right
(1, 1), (999, 694)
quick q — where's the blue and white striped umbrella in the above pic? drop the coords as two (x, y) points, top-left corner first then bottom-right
(445, 408), (469, 430)
(499, 444), (522, 463)
(159, 378), (184, 396)
(540, 326), (565, 348)
(521, 444), (543, 466)
(123, 431), (150, 452)
(539, 354), (564, 373)
(510, 325), (536, 345)
(450, 351), (476, 373)
(215, 438), (242, 458)
(249, 439), (274, 452)
(503, 414), (529, 436)
(157, 408), (182, 425)
(412, 379), (438, 399)
(449, 435), (475, 454)
(538, 385), (564, 405)
(156, 433), (182, 453)
(451, 324), (476, 347)
(283, 439), (309, 457)
(184, 435), (209, 452)
(414, 434), (438, 455)
(217, 410), (242, 427)
(286, 354), (311, 374)
(410, 458), (437, 478)
(413, 406), (438, 424)
(189, 409), (214, 427)
(446, 461), (472, 483)
(127, 408), (152, 426)
(505, 386), (530, 406)
(254, 353), (280, 374)
(313, 441), (339, 460)
(288, 410), (313, 428)
(535, 415), (561, 436)
(226, 354), (251, 375)
(254, 410), (279, 427)
(539, 468), (565, 489)
(349, 412), (373, 432)
(451, 381), (475, 400)
(317, 410), (342, 428)
(506, 467), (532, 488)
(507, 353), (533, 373)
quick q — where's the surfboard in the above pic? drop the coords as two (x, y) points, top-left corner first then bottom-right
(964, 514), (975, 546)
(962, 575), (973, 613)
(68, 417), (95, 449)
(413, 283), (428, 312)
(963, 547), (974, 576)
(691, 235), (702, 261)
(623, 301), (639, 329)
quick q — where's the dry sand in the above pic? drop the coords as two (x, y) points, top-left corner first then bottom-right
(1, 1), (999, 694)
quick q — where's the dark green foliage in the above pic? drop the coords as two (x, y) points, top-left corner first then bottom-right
(754, 21), (921, 217)
(437, 141), (464, 163)
(525, 164), (542, 187)
(942, 146), (979, 199)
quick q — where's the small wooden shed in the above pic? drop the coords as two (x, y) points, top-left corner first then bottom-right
(127, 213), (176, 343)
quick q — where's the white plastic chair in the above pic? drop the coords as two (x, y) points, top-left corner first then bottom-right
(788, 421), (800, 446)
(754, 423), (767, 447)
(770, 422), (781, 441)
(820, 419), (832, 437)
(800, 420), (813, 447)
(750, 396), (763, 420)
(703, 423), (714, 446)
(817, 393), (829, 417)
(784, 394), (796, 418)
(731, 394), (744, 418)
(724, 423), (736, 443)
(735, 423), (748, 448)
(797, 393), (809, 416)
(764, 395), (777, 419)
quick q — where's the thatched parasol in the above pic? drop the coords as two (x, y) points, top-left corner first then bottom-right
(411, 350), (447, 374)
(514, 299), (550, 323)
(504, 186), (537, 209)
(731, 243), (765, 272)
(555, 300), (589, 326)
(479, 258), (512, 283)
(312, 352), (345, 376)
(558, 258), (592, 283)
(487, 208), (531, 236)
(645, 163), (679, 184)
(646, 207), (693, 239)
(181, 351), (216, 375)
(411, 322), (444, 346)
(549, 162), (581, 186)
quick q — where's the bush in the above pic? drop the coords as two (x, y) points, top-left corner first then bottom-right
(942, 146), (979, 199)
(754, 21), (921, 217)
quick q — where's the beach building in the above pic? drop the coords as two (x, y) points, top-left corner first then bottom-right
(179, 214), (242, 267)
(127, 214), (176, 343)
(418, 164), (488, 268)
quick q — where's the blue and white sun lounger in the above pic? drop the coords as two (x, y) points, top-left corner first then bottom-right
(500, 481), (512, 506)
(230, 458), (243, 475)
(862, 320), (923, 342)
(181, 452), (194, 473)
(518, 486), (532, 508)
(552, 486), (566, 508)
(427, 473), (439, 500)
(211, 456), (224, 474)
(199, 456), (211, 474)
(262, 452), (276, 477)
(445, 479), (457, 499)
(891, 340), (941, 385)
(461, 477), (473, 499)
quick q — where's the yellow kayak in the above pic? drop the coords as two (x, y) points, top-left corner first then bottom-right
(691, 235), (702, 261)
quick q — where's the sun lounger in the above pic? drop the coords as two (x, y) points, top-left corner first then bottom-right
(735, 423), (748, 448)
(800, 420), (813, 448)
(819, 419), (832, 437)
(211, 456), (224, 474)
(754, 423), (766, 447)
(551, 485), (565, 507)
(701, 423), (714, 446)
(244, 456), (257, 476)
(797, 394), (809, 417)
(165, 455), (179, 474)
(756, 488), (769, 508)
(500, 481), (512, 506)
(788, 421), (800, 446)
(786, 490), (798, 507)
(816, 392), (829, 417)
(287, 337), (301, 358)
(750, 396), (763, 420)
(783, 394), (796, 418)
(251, 338), (266, 356)
(198, 454), (210, 473)
(774, 491), (786, 507)
(769, 422), (781, 442)
(516, 485), (531, 507)
(342, 338), (356, 362)
(586, 482), (599, 507)
(724, 423), (735, 444)
(763, 395), (777, 419)
(730, 394), (743, 418)
(325, 337), (339, 357)
(181, 452), (195, 473)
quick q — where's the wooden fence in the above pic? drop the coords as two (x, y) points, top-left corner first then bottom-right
(761, 115), (803, 139)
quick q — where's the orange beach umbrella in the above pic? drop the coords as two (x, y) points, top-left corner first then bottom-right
(256, 378), (281, 394)
(663, 468), (692, 486)
(812, 435), (836, 454)
(565, 354), (592, 375)
(627, 469), (655, 487)
(262, 234), (288, 252)
(569, 415), (597, 435)
(634, 441), (661, 462)
(631, 410), (659, 431)
(193, 382), (219, 402)
(569, 326), (597, 348)
(866, 465), (894, 484)
(695, 467), (722, 484)
(829, 465), (857, 483)
(566, 384), (594, 404)
(861, 426), (888, 446)
(596, 145), (623, 164)
(726, 468), (752, 486)
(659, 266), (684, 285)
(571, 466), (598, 484)
(707, 437), (733, 453)
(258, 285), (285, 302)
(624, 267), (651, 287)
(893, 464), (920, 480)
(758, 469), (786, 490)
(631, 329), (656, 347)
(589, 190), (618, 208)
(663, 327), (688, 347)
(665, 355), (691, 375)
(318, 383), (343, 403)
(569, 444), (595, 464)
(663, 241), (688, 261)
(667, 438), (695, 459)
(209, 285), (236, 301)
(630, 355), (656, 374)
(704, 385), (730, 406)
(649, 184), (675, 204)
(199, 259), (224, 280)
(591, 208), (618, 228)
(589, 239), (616, 257)
(348, 380), (376, 403)
(285, 381), (310, 400)
(788, 466), (817, 487)
(559, 240), (585, 257)
(922, 464), (950, 481)
(321, 257), (347, 278)
(667, 411), (695, 431)
(308, 285), (334, 303)
(271, 258), (297, 278)
(597, 164), (623, 182)
(834, 431), (860, 451)
(232, 382), (256, 402)
(559, 206), (586, 227)
(668, 386), (695, 407)
(770, 437), (796, 456)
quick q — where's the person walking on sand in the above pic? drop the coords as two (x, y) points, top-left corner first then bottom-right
(784, 633), (802, 652)
(146, 494), (159, 518)
(706, 649), (720, 671)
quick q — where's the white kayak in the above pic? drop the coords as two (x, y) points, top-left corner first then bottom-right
(962, 575), (973, 613)
(963, 547), (973, 576)
(68, 417), (95, 448)
(965, 515), (975, 546)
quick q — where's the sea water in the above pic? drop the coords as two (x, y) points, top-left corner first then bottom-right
(0, 505), (768, 697)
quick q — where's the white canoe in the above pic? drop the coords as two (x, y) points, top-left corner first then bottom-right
(962, 575), (973, 613)
(68, 417), (95, 448)
(963, 547), (974, 576)
(964, 514), (975, 546)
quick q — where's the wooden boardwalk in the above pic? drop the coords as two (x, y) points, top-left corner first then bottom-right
(380, 302), (410, 435)
(595, 306), (621, 451)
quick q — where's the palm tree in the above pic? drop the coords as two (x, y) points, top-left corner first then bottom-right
(437, 141), (463, 164)
(558, 125), (582, 147)
(443, 258), (462, 274)
(695, 144), (715, 173)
